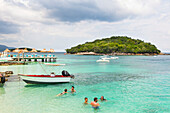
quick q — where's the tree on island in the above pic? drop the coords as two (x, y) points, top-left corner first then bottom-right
(66, 36), (160, 54)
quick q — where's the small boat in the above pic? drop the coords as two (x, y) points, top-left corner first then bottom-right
(110, 56), (119, 59)
(100, 55), (111, 60)
(96, 59), (110, 62)
(18, 70), (74, 84)
(101, 57), (111, 60)
(44, 63), (66, 66)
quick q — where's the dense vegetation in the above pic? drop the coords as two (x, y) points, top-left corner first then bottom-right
(66, 36), (161, 54)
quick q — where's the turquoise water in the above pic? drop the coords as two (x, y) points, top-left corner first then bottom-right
(0, 53), (169, 113)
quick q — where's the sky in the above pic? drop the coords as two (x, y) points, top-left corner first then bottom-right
(0, 0), (170, 52)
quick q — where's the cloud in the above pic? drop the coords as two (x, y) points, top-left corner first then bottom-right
(0, 20), (19, 34)
(36, 0), (161, 22)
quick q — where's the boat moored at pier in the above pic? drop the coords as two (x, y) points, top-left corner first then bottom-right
(18, 70), (74, 84)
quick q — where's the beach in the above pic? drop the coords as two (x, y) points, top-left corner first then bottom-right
(0, 53), (169, 113)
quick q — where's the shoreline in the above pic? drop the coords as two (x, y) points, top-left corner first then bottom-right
(66, 52), (170, 56)
(0, 62), (28, 66)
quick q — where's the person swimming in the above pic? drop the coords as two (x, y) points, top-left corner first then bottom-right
(70, 86), (76, 93)
(84, 97), (88, 104)
(91, 97), (100, 109)
(56, 89), (68, 96)
(100, 96), (107, 101)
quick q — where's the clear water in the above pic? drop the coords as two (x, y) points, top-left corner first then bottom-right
(0, 53), (169, 113)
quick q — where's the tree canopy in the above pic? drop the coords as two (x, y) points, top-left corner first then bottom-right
(66, 36), (161, 54)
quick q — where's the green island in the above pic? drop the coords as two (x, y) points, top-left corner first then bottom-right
(66, 36), (161, 55)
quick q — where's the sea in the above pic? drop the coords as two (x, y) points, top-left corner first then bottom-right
(0, 53), (169, 113)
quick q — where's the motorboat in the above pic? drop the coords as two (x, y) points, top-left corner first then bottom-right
(100, 55), (111, 60)
(101, 57), (111, 60)
(44, 63), (66, 66)
(110, 56), (119, 59)
(96, 59), (110, 62)
(18, 70), (74, 84)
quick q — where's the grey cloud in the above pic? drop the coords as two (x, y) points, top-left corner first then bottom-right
(35, 0), (132, 22)
(0, 35), (19, 43)
(0, 20), (19, 34)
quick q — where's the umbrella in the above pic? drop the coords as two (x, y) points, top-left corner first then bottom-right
(4, 48), (10, 53)
(30, 48), (37, 52)
(40, 48), (47, 53)
(48, 48), (55, 53)
(12, 48), (20, 53)
(23, 48), (28, 52)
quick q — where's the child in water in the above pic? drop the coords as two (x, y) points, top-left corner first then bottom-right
(56, 89), (68, 96)
(100, 96), (107, 101)
(70, 86), (76, 93)
(84, 97), (88, 104)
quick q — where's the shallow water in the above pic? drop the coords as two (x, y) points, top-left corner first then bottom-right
(0, 53), (169, 113)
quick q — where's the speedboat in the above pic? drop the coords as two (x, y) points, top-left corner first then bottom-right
(96, 59), (110, 62)
(110, 56), (119, 59)
(101, 57), (111, 60)
(100, 55), (111, 60)
(18, 70), (74, 84)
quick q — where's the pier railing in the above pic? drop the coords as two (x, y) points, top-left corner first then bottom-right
(8, 55), (57, 62)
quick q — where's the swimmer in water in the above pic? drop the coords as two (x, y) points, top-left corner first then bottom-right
(91, 97), (100, 109)
(84, 97), (88, 104)
(100, 96), (107, 101)
(70, 86), (76, 93)
(56, 89), (68, 96)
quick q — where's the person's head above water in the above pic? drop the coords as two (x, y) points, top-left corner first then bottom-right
(84, 97), (88, 101)
(101, 96), (104, 100)
(94, 97), (98, 102)
(71, 86), (76, 93)
(100, 96), (107, 101)
(64, 89), (67, 92)
(84, 97), (88, 104)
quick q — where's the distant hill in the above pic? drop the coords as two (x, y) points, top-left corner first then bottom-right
(0, 45), (40, 52)
(10, 48), (33, 51)
(0, 44), (14, 52)
(66, 36), (161, 54)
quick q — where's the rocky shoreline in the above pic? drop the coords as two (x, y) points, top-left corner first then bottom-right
(0, 62), (28, 66)
(66, 52), (169, 56)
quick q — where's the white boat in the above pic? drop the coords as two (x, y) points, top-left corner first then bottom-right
(100, 55), (111, 60)
(18, 70), (74, 84)
(101, 57), (111, 60)
(110, 56), (119, 59)
(96, 59), (110, 62)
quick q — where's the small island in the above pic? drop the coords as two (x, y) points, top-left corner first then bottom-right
(66, 36), (161, 55)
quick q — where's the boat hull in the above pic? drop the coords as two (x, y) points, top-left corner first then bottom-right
(96, 60), (110, 62)
(110, 57), (119, 59)
(20, 75), (72, 84)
